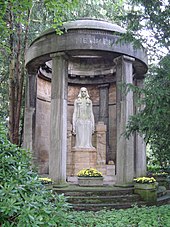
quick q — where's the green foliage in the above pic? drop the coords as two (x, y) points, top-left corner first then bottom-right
(65, 0), (125, 24)
(119, 0), (170, 59)
(67, 205), (170, 226)
(0, 121), (70, 226)
(147, 164), (162, 173)
(125, 55), (170, 167)
(0, 56), (9, 120)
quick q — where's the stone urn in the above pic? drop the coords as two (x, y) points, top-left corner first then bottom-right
(78, 177), (104, 187)
(134, 183), (157, 202)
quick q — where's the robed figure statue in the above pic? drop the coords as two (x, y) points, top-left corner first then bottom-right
(72, 87), (95, 149)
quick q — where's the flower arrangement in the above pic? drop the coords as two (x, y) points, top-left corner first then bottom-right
(134, 176), (156, 184)
(39, 177), (53, 184)
(77, 168), (102, 177)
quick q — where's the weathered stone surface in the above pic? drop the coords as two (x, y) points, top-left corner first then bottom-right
(35, 99), (50, 174)
(37, 77), (51, 102)
(23, 107), (35, 151)
(96, 122), (107, 165)
(78, 177), (104, 187)
(49, 53), (68, 184)
(25, 19), (147, 75)
(63, 19), (126, 34)
(115, 56), (135, 186)
(24, 18), (147, 186)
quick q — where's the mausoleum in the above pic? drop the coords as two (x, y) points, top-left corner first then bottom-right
(24, 18), (148, 186)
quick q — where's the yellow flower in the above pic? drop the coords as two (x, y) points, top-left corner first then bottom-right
(77, 168), (102, 177)
(134, 176), (156, 184)
(38, 177), (53, 184)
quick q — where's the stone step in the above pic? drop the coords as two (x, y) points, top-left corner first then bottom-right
(53, 185), (170, 211)
(68, 194), (141, 204)
(157, 190), (170, 205)
(53, 187), (134, 197)
(70, 201), (147, 211)
(157, 186), (167, 198)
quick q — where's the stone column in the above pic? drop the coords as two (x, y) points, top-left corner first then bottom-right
(49, 52), (68, 185)
(23, 69), (37, 155)
(134, 78), (146, 177)
(98, 84), (109, 163)
(115, 55), (135, 186)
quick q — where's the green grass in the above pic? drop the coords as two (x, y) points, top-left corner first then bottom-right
(67, 205), (170, 227)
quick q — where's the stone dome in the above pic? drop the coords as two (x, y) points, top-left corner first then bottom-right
(63, 18), (126, 34)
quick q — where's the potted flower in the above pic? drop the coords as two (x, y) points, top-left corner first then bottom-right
(38, 177), (53, 185)
(77, 168), (103, 186)
(133, 177), (157, 202)
(134, 177), (157, 190)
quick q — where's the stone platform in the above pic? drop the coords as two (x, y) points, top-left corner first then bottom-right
(51, 185), (170, 211)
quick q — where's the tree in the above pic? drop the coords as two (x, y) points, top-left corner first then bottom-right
(0, 0), (77, 145)
(126, 55), (170, 167)
(119, 0), (169, 61)
(121, 0), (170, 167)
(65, 0), (125, 23)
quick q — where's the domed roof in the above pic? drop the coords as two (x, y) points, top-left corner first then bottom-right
(63, 18), (126, 34)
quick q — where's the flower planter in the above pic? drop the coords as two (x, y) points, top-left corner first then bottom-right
(134, 183), (157, 202)
(78, 177), (104, 187)
(134, 183), (156, 190)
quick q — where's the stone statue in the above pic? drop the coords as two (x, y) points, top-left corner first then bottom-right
(73, 87), (95, 149)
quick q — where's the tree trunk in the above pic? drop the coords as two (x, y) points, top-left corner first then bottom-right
(8, 4), (32, 145)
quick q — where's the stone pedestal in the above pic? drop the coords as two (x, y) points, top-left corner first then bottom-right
(71, 148), (97, 176)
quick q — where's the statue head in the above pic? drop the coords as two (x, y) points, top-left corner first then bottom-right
(78, 87), (90, 98)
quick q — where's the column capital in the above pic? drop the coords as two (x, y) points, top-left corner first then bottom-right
(98, 83), (110, 89)
(122, 55), (135, 62)
(114, 55), (135, 65)
(27, 67), (38, 75)
(50, 52), (69, 60)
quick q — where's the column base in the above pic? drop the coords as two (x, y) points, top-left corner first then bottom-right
(114, 183), (134, 188)
(53, 182), (68, 188)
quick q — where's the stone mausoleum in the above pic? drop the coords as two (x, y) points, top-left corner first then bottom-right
(23, 18), (148, 186)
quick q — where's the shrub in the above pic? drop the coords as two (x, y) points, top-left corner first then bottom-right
(0, 122), (70, 226)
